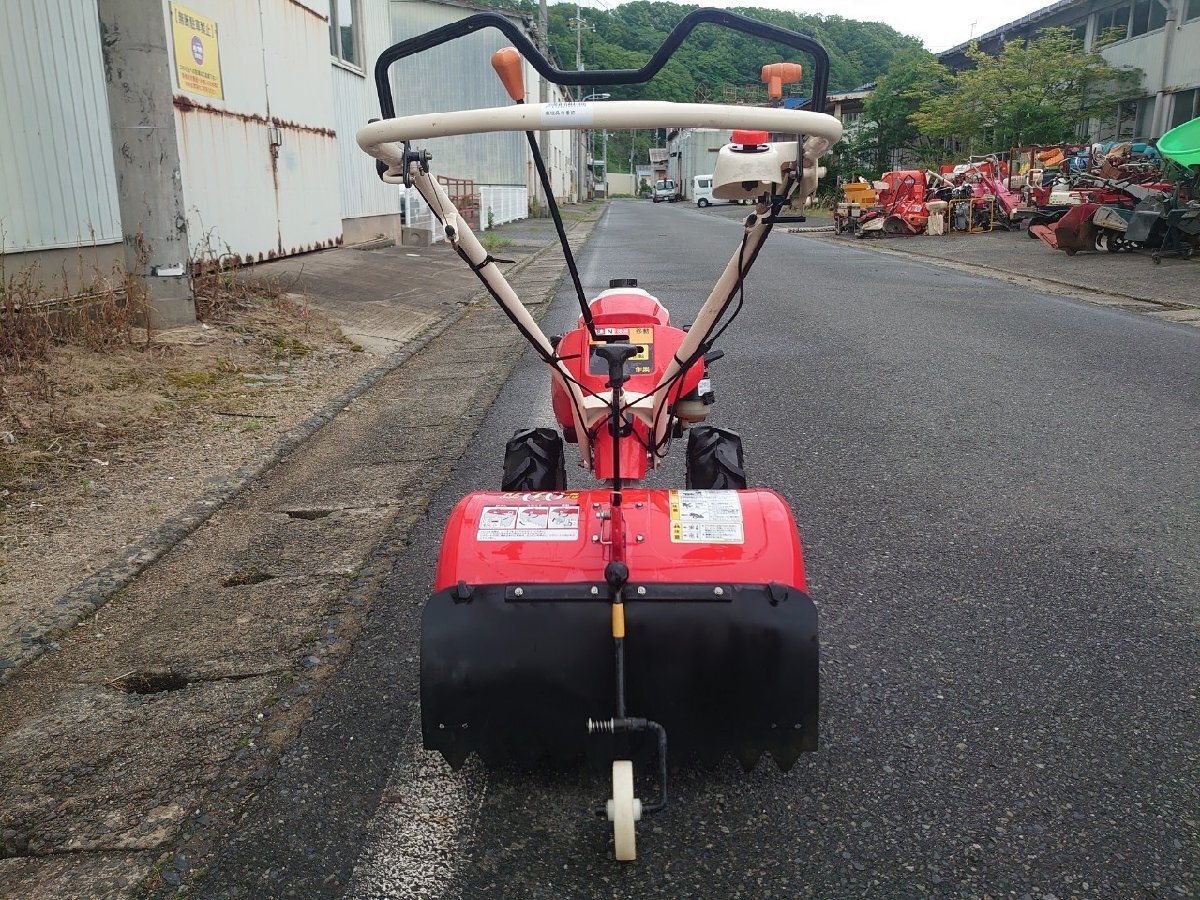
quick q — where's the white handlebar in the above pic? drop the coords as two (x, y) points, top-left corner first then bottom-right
(357, 101), (843, 170)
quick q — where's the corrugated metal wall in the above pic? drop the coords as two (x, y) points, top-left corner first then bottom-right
(167, 0), (342, 263)
(679, 129), (727, 199)
(0, 0), (122, 253)
(388, 0), (526, 188)
(333, 0), (401, 220)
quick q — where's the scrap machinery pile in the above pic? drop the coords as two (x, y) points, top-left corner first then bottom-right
(832, 116), (1200, 262)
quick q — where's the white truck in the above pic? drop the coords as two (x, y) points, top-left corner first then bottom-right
(652, 178), (677, 203)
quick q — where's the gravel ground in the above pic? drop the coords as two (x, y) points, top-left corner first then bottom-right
(197, 199), (1197, 898)
(0, 308), (375, 666)
(0, 206), (606, 900)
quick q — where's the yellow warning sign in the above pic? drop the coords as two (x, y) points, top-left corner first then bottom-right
(171, 3), (223, 100)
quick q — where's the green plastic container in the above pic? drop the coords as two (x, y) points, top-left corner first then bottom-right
(1158, 115), (1200, 167)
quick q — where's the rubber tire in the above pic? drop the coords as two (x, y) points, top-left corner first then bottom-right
(698, 198), (710, 208)
(501, 428), (565, 492)
(611, 760), (637, 862)
(685, 425), (747, 490)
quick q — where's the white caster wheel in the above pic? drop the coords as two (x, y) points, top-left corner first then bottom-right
(606, 759), (642, 861)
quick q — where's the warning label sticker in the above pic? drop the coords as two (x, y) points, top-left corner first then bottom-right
(669, 490), (744, 544)
(477, 503), (580, 542)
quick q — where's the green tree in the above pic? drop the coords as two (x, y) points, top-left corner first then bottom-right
(862, 47), (948, 169)
(910, 27), (1141, 153)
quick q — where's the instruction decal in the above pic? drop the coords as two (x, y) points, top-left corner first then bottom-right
(590, 327), (655, 376)
(478, 501), (580, 541)
(669, 490), (744, 544)
(540, 102), (594, 128)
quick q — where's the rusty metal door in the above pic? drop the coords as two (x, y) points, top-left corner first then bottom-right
(172, 0), (341, 265)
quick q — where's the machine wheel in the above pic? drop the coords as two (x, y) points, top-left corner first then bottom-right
(1153, 252), (1162, 264)
(608, 760), (640, 862)
(698, 198), (710, 208)
(1095, 231), (1109, 252)
(686, 426), (747, 490)
(501, 428), (565, 492)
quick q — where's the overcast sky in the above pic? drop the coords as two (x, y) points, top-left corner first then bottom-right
(601, 0), (1054, 53)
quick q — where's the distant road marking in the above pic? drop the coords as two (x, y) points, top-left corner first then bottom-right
(347, 722), (485, 900)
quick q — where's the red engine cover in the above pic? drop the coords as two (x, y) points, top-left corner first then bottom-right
(550, 291), (705, 482)
(434, 488), (806, 592)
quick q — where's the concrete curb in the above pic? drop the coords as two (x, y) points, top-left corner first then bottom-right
(810, 234), (1200, 312)
(0, 221), (591, 685)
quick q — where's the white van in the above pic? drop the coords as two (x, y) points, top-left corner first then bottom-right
(693, 174), (725, 207)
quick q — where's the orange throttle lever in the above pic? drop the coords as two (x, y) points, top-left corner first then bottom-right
(761, 62), (803, 101)
(491, 47), (525, 102)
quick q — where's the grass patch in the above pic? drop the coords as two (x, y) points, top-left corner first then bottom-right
(271, 335), (313, 359)
(480, 232), (513, 252)
(165, 370), (222, 389)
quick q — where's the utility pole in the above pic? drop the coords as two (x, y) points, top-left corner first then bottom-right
(537, 0), (549, 216)
(575, 2), (584, 202)
(575, 1), (583, 96)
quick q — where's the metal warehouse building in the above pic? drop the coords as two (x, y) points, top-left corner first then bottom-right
(940, 0), (1200, 142)
(1, 0), (578, 325)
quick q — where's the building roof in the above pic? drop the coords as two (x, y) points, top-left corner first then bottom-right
(827, 84), (874, 102)
(939, 0), (1083, 58)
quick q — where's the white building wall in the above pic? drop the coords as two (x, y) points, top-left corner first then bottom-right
(387, 1), (527, 188)
(1100, 14), (1200, 91)
(332, 0), (401, 222)
(0, 0), (122, 253)
(1165, 18), (1200, 87)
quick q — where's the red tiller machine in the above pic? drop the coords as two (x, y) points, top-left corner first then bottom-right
(359, 9), (842, 861)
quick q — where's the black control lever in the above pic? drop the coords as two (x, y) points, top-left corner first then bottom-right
(593, 342), (640, 388)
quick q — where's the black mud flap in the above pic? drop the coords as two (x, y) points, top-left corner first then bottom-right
(421, 583), (818, 771)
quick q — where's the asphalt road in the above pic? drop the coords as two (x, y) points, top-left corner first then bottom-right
(204, 199), (1199, 899)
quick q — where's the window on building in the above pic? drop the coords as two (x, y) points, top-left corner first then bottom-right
(1130, 0), (1154, 36)
(1171, 89), (1198, 130)
(329, 0), (359, 67)
(1150, 0), (1167, 29)
(1188, 0), (1200, 21)
(1130, 0), (1148, 35)
(1135, 96), (1155, 137)
(1096, 4), (1131, 43)
(1117, 99), (1135, 137)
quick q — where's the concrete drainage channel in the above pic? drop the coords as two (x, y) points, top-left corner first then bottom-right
(785, 224), (836, 234)
(0, 210), (604, 896)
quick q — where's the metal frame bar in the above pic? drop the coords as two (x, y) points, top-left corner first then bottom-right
(373, 8), (830, 118)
